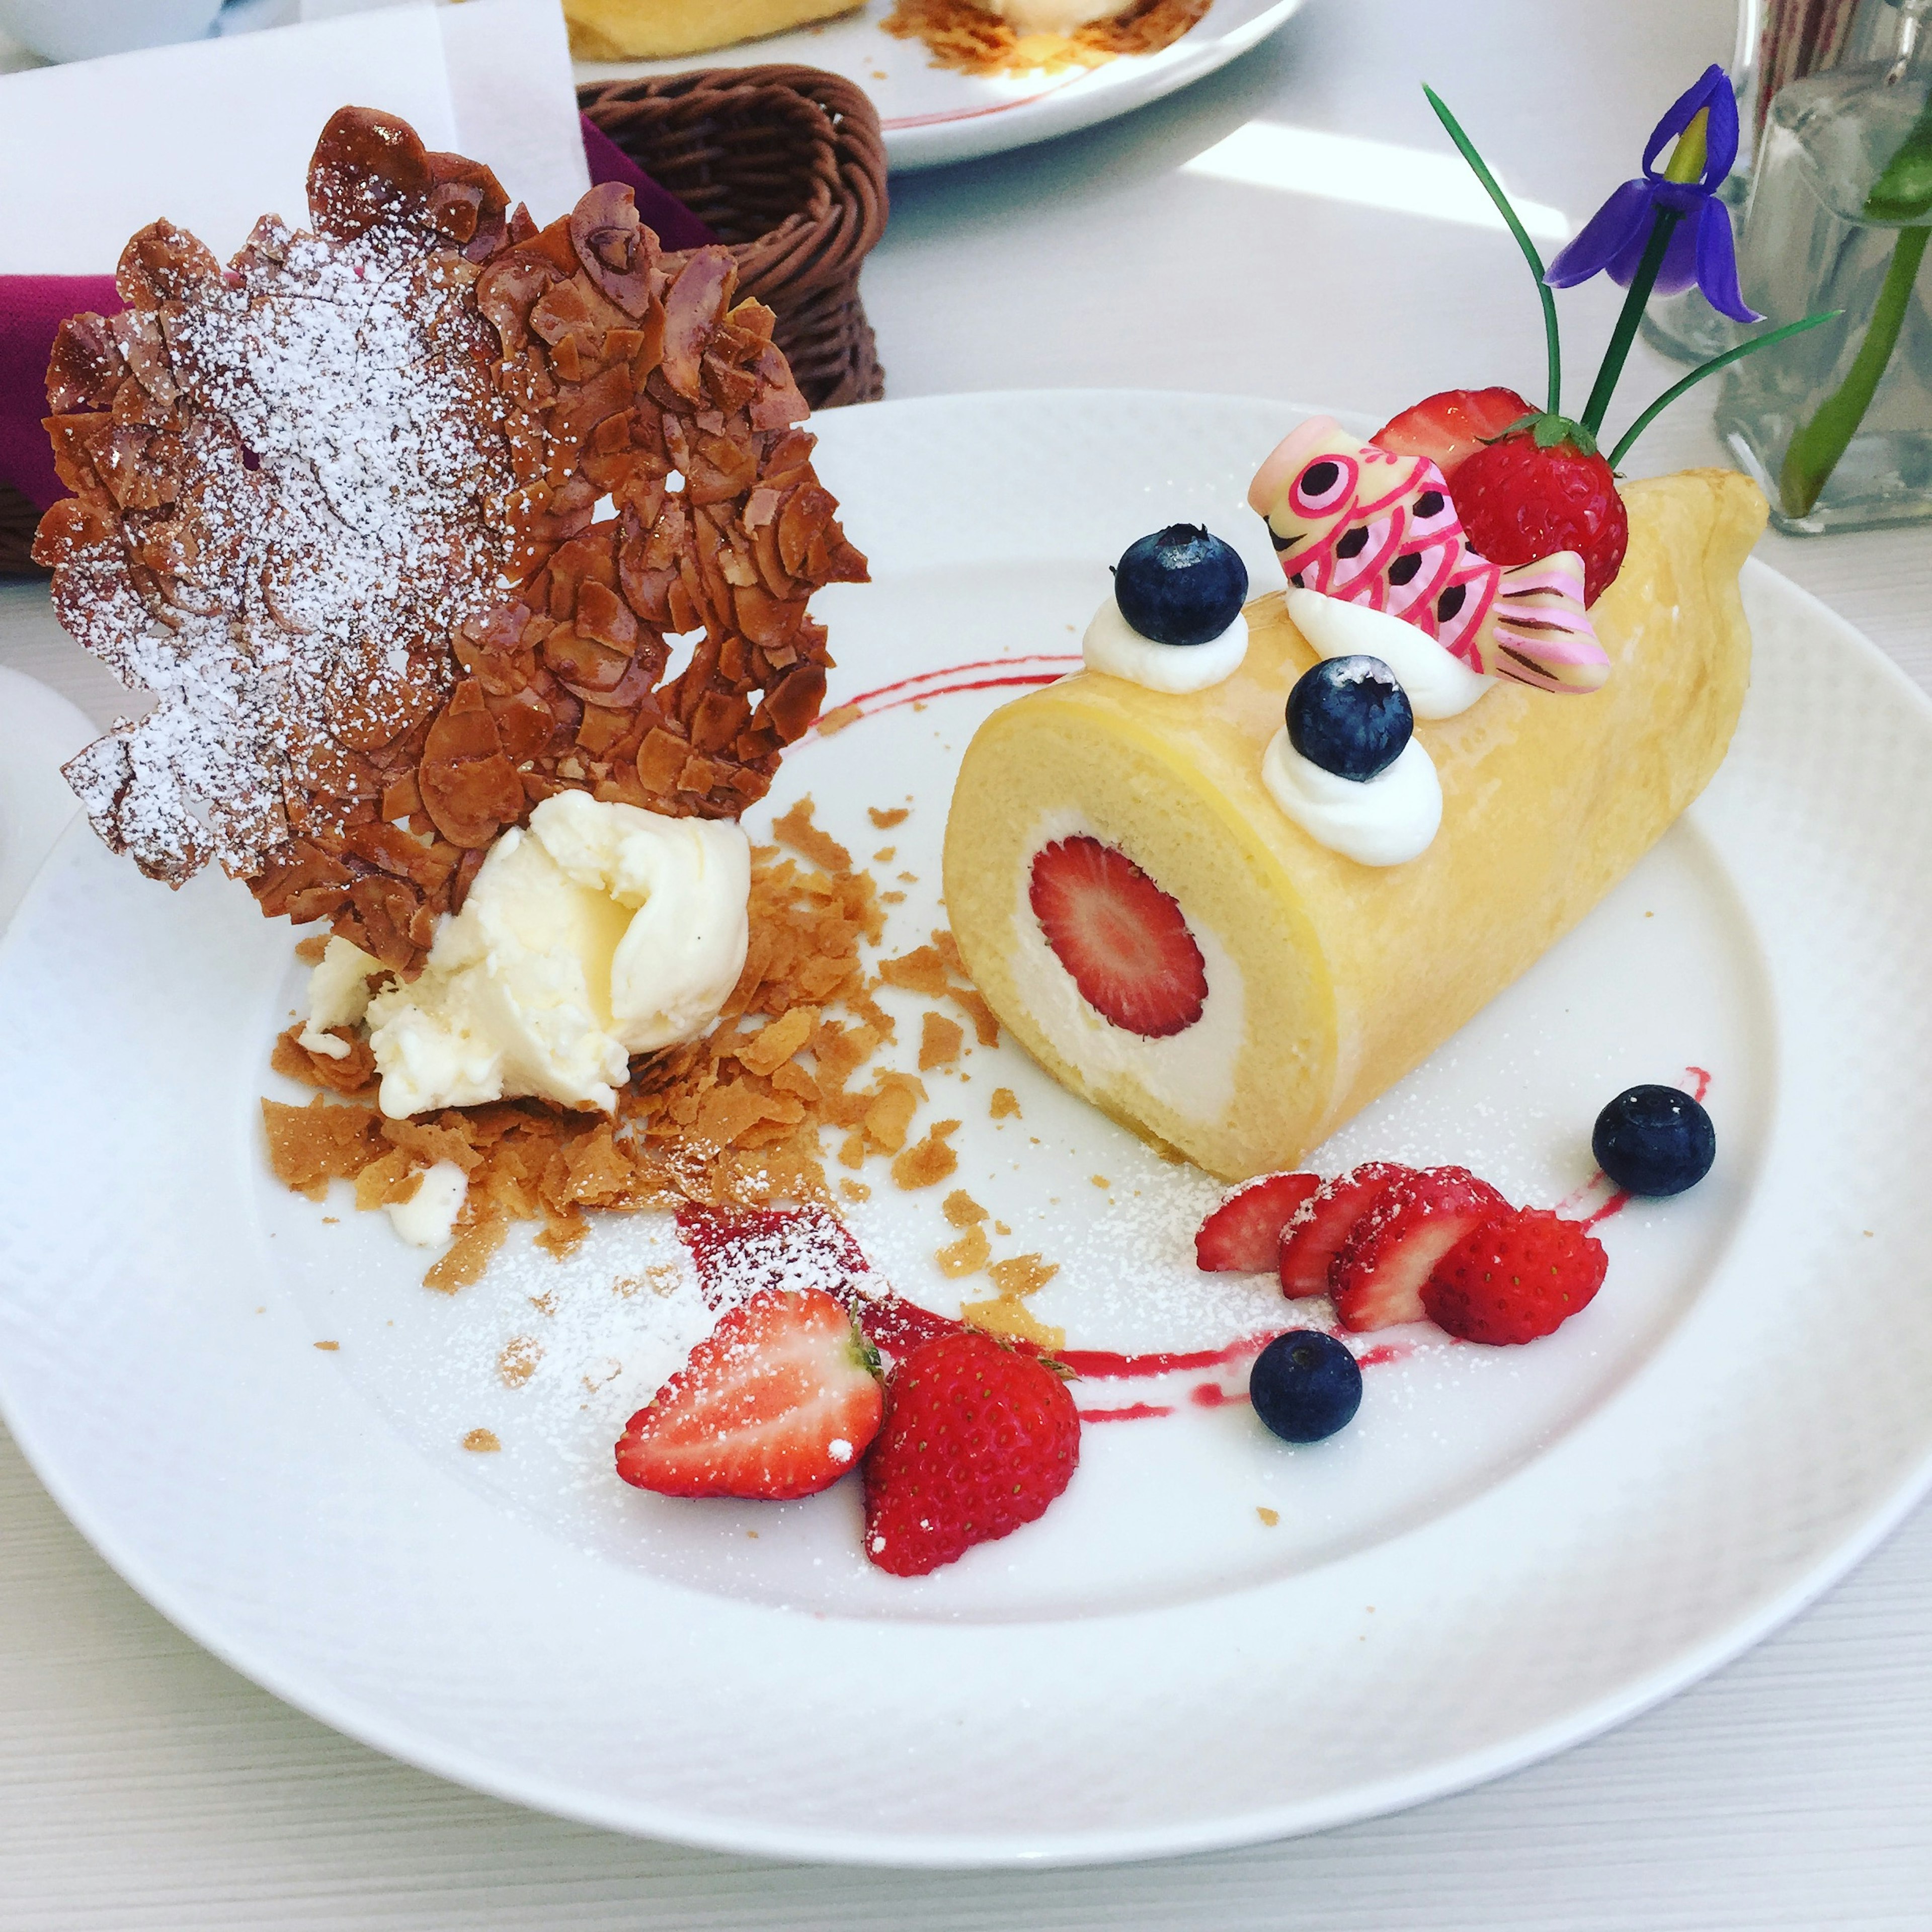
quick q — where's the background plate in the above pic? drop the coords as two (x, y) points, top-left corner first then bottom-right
(573, 0), (1307, 171)
(0, 391), (1928, 1866)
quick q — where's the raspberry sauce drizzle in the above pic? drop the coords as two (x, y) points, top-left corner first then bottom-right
(674, 1074), (1712, 1421)
(804, 655), (1083, 739)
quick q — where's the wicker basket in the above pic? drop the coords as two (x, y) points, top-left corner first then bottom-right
(579, 66), (888, 414)
(0, 64), (888, 578)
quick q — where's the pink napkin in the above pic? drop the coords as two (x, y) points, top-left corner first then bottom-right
(1, 115), (716, 521)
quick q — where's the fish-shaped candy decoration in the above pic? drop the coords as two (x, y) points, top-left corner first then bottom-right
(1247, 417), (1611, 695)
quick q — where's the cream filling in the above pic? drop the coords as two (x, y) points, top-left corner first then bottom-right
(1009, 810), (1245, 1126)
(1083, 597), (1249, 694)
(1284, 587), (1493, 719)
(1261, 729), (1442, 866)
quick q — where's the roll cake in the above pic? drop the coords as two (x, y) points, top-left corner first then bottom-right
(941, 469), (1766, 1180)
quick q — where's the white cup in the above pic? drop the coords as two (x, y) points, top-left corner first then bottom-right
(0, 0), (226, 62)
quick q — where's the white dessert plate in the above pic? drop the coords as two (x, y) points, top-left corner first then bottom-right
(0, 665), (89, 931)
(1, 390), (1929, 1868)
(572, 0), (1307, 172)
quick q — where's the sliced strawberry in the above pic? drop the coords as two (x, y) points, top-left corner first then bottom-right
(1277, 1161), (1414, 1299)
(614, 1285), (883, 1500)
(1371, 387), (1533, 484)
(1329, 1165), (1509, 1332)
(1029, 835), (1208, 1038)
(1195, 1171), (1323, 1272)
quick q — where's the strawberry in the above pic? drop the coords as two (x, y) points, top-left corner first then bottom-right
(1029, 835), (1208, 1038)
(1329, 1165), (1508, 1332)
(1372, 387), (1534, 482)
(862, 1331), (1080, 1577)
(615, 1285), (883, 1500)
(1423, 1207), (1608, 1346)
(1450, 429), (1629, 607)
(1195, 1171), (1322, 1272)
(1277, 1161), (1414, 1299)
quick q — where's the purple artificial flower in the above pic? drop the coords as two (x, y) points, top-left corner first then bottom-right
(1544, 64), (1760, 323)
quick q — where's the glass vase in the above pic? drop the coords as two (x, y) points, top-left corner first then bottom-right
(1715, 10), (1932, 533)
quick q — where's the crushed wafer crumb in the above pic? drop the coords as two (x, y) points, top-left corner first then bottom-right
(994, 1220), (1011, 1236)
(294, 934), (330, 964)
(498, 1337), (542, 1386)
(770, 795), (851, 872)
(960, 1294), (1066, 1351)
(919, 1011), (964, 1071)
(989, 1253), (1057, 1298)
(462, 1428), (501, 1453)
(872, 846), (896, 862)
(951, 986), (999, 1048)
(878, 943), (950, 998)
(990, 1087), (1021, 1119)
(265, 844), (907, 1275)
(881, 891), (905, 903)
(1091, 1174), (1110, 1189)
(1257, 1507), (1279, 1527)
(839, 1177), (871, 1202)
(883, 0), (1209, 76)
(868, 807), (908, 829)
(936, 1223), (991, 1277)
(892, 1119), (960, 1189)
(425, 1222), (506, 1294)
(313, 1340), (339, 1351)
(816, 702), (862, 736)
(943, 1188), (986, 1228)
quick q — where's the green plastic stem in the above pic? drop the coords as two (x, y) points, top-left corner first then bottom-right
(1579, 207), (1682, 440)
(1606, 308), (1844, 469)
(1424, 85), (1563, 415)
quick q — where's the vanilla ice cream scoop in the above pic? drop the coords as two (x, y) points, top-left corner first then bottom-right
(302, 791), (751, 1119)
(979, 0), (1123, 30)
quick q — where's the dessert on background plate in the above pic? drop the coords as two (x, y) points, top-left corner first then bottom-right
(881, 0), (1212, 77)
(561, 0), (865, 60)
(31, 66), (1803, 1581)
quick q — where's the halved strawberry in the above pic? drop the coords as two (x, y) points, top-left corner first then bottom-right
(1329, 1166), (1508, 1332)
(1277, 1161), (1415, 1299)
(1371, 387), (1533, 484)
(614, 1285), (883, 1499)
(1195, 1171), (1322, 1272)
(1029, 835), (1208, 1038)
(1422, 1206), (1608, 1345)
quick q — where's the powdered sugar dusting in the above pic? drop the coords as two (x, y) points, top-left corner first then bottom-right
(55, 213), (517, 881)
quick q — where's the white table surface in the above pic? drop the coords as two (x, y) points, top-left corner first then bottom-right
(6, 0), (1932, 1923)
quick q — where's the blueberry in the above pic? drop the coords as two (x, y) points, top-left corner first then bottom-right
(1591, 1085), (1716, 1197)
(1113, 524), (1250, 647)
(1249, 1330), (1362, 1443)
(1286, 655), (1412, 780)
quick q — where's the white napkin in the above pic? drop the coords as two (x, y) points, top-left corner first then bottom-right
(0, 0), (589, 273)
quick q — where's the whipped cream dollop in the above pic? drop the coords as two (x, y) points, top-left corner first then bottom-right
(300, 791), (751, 1118)
(1285, 587), (1493, 719)
(1262, 729), (1442, 866)
(1083, 597), (1248, 694)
